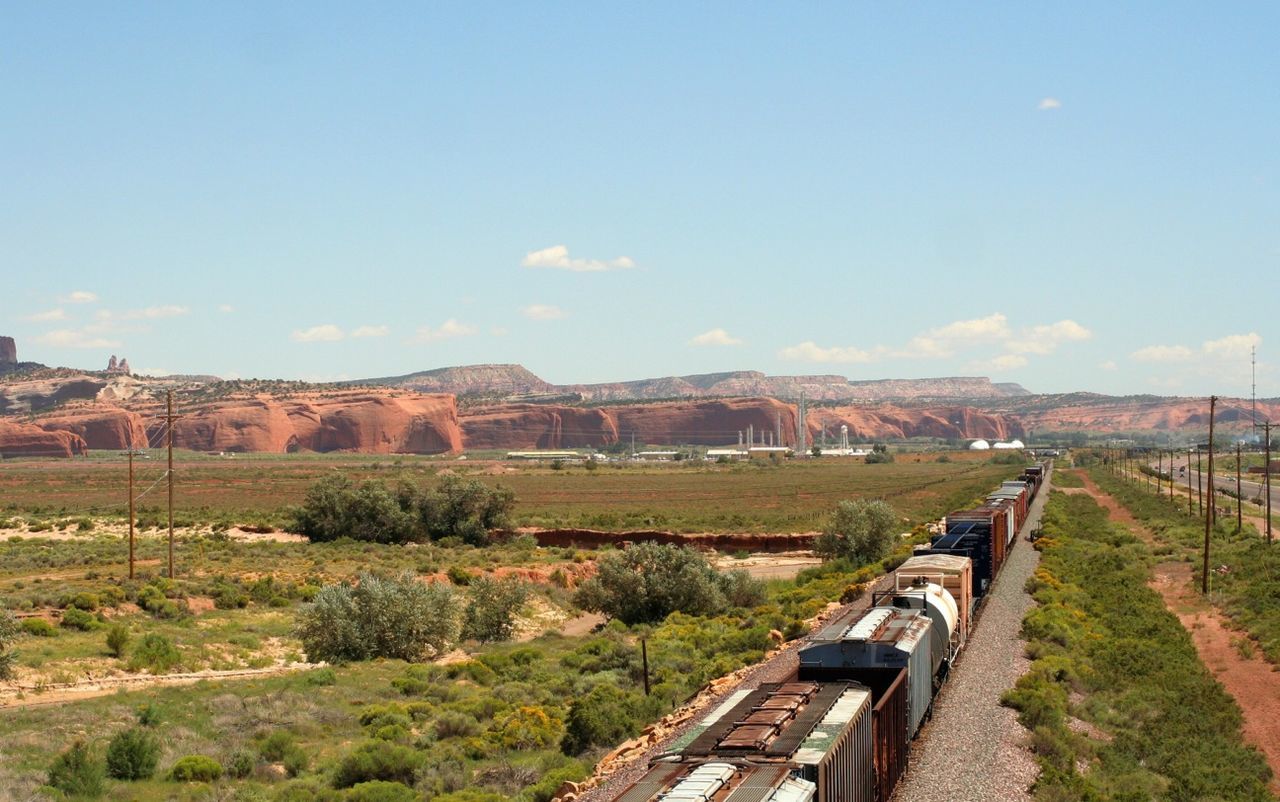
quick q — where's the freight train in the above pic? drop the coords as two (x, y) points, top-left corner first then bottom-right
(607, 462), (1048, 802)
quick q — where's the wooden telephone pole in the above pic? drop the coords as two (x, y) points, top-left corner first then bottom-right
(1203, 396), (1216, 594)
(1266, 421), (1273, 546)
(166, 389), (176, 579)
(1187, 449), (1195, 515)
(1237, 443), (1243, 533)
(128, 433), (136, 580)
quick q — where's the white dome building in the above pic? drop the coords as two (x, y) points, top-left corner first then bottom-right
(968, 439), (991, 450)
(993, 439), (1025, 450)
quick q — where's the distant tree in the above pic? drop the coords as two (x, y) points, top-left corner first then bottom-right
(418, 474), (515, 546)
(573, 543), (765, 625)
(811, 445), (822, 458)
(296, 572), (459, 663)
(289, 474), (514, 546)
(461, 576), (529, 643)
(0, 611), (18, 680)
(815, 499), (898, 565)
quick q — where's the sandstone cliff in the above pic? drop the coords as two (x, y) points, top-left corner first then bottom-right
(0, 336), (16, 370)
(461, 405), (619, 449)
(807, 405), (1025, 442)
(36, 408), (149, 450)
(141, 392), (463, 454)
(0, 420), (88, 458)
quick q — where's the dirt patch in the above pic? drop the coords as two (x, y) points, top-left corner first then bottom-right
(225, 527), (307, 543)
(1074, 469), (1280, 791)
(185, 595), (217, 615)
(712, 551), (822, 580)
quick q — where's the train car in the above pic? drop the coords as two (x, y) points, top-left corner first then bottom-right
(874, 575), (961, 668)
(659, 681), (876, 802)
(613, 762), (818, 802)
(917, 507), (1006, 597)
(798, 607), (935, 740)
(894, 554), (973, 646)
(981, 496), (1018, 548)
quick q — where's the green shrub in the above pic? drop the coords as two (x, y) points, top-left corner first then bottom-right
(331, 740), (423, 788)
(346, 780), (419, 802)
(489, 705), (562, 750)
(259, 730), (309, 776)
(47, 741), (106, 797)
(273, 780), (343, 801)
(446, 566), (473, 586)
(295, 571), (459, 663)
(22, 618), (56, 637)
(129, 632), (181, 673)
(561, 684), (646, 755)
(106, 727), (160, 780)
(305, 667), (337, 686)
(67, 591), (100, 611)
(288, 473), (514, 546)
(814, 499), (897, 565)
(572, 542), (763, 625)
(0, 612), (16, 680)
(60, 607), (100, 631)
(168, 754), (223, 782)
(136, 701), (163, 726)
(461, 576), (529, 643)
(106, 623), (130, 658)
(226, 748), (256, 779)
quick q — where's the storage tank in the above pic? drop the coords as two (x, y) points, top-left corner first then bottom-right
(881, 578), (959, 668)
(896, 555), (974, 645)
(798, 607), (935, 739)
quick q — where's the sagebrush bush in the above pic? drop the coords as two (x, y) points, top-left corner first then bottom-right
(47, 741), (106, 797)
(332, 740), (423, 788)
(128, 632), (181, 673)
(22, 617), (56, 637)
(461, 576), (529, 643)
(106, 727), (160, 780)
(168, 754), (223, 782)
(814, 499), (897, 565)
(295, 571), (458, 663)
(345, 780), (419, 802)
(105, 623), (130, 658)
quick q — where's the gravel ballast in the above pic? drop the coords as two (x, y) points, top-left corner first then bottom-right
(892, 471), (1051, 802)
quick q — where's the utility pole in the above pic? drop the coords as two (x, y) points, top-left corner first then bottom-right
(1237, 442), (1243, 533)
(128, 433), (135, 581)
(1196, 448), (1203, 518)
(641, 638), (650, 696)
(1266, 421), (1273, 545)
(167, 389), (176, 580)
(1187, 448), (1194, 516)
(1203, 395), (1216, 595)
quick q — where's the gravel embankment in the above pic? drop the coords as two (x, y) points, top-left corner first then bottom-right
(892, 472), (1051, 802)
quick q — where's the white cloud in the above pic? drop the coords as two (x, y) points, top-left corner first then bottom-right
(521, 245), (636, 273)
(521, 304), (567, 321)
(1202, 332), (1260, 358)
(1007, 319), (1093, 355)
(121, 305), (188, 320)
(412, 319), (477, 343)
(1131, 344), (1194, 363)
(60, 291), (98, 304)
(23, 308), (67, 322)
(899, 313), (1010, 358)
(690, 328), (743, 347)
(1100, 360), (1118, 371)
(779, 341), (875, 364)
(218, 304), (235, 314)
(34, 329), (122, 348)
(970, 354), (1029, 372)
(290, 324), (345, 343)
(491, 326), (509, 337)
(1038, 97), (1062, 110)
(351, 325), (390, 338)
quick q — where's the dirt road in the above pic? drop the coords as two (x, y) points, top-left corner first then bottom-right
(1075, 470), (1280, 790)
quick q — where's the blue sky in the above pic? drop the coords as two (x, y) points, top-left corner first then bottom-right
(2, 3), (1276, 396)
